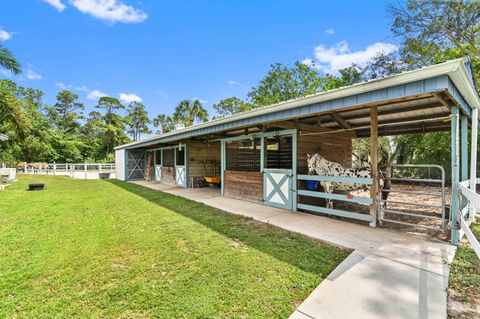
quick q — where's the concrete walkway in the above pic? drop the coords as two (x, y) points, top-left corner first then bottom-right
(132, 181), (456, 319)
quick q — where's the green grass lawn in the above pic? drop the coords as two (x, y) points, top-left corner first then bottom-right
(448, 222), (480, 318)
(0, 175), (349, 318)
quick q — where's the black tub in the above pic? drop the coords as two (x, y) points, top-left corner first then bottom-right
(29, 183), (45, 191)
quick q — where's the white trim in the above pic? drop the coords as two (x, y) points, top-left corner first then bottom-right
(116, 58), (478, 150)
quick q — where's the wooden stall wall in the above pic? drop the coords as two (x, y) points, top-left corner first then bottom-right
(297, 132), (352, 207)
(224, 170), (263, 202)
(187, 141), (220, 187)
(297, 132), (352, 173)
(161, 167), (175, 185)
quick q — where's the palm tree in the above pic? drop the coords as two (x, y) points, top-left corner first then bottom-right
(0, 46), (30, 138)
(173, 99), (208, 127)
(0, 45), (21, 74)
(153, 114), (176, 134)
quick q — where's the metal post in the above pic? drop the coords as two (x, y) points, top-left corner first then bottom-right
(220, 140), (225, 196)
(370, 106), (379, 227)
(461, 114), (469, 208)
(292, 130), (298, 211)
(470, 107), (478, 222)
(451, 106), (460, 245)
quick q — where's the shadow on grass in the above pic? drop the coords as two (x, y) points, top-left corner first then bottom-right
(108, 180), (350, 277)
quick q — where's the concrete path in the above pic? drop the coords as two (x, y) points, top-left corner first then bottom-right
(132, 181), (456, 319)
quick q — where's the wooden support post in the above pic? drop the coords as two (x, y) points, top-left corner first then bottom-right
(369, 106), (379, 227)
(470, 107), (478, 222)
(451, 106), (460, 245)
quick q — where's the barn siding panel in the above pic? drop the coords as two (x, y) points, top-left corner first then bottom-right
(224, 170), (263, 202)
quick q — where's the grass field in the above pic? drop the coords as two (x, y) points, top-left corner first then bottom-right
(0, 175), (349, 318)
(448, 222), (480, 318)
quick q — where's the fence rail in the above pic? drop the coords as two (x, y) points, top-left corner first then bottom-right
(23, 163), (115, 179)
(380, 164), (447, 231)
(457, 179), (480, 258)
(297, 174), (373, 223)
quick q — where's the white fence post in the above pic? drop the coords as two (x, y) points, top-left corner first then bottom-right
(84, 162), (87, 179)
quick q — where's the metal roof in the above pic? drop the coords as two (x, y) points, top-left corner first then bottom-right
(116, 57), (479, 150)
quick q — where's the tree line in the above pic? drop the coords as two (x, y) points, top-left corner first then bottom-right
(1, 0), (479, 173)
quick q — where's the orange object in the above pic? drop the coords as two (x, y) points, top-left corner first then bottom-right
(205, 176), (220, 184)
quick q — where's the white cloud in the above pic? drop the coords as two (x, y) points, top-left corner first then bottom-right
(324, 28), (335, 35)
(87, 89), (107, 100)
(42, 0), (66, 11)
(311, 41), (398, 74)
(74, 85), (89, 92)
(119, 92), (142, 103)
(26, 68), (42, 80)
(55, 82), (70, 89)
(70, 0), (148, 24)
(301, 58), (315, 67)
(157, 90), (169, 98)
(0, 28), (13, 41)
(193, 97), (208, 104)
(227, 80), (246, 88)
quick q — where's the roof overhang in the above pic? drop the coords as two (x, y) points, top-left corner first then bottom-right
(116, 58), (479, 150)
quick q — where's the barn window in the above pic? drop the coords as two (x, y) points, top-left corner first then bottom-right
(162, 149), (174, 167)
(264, 136), (293, 169)
(154, 150), (162, 165)
(176, 147), (185, 166)
(226, 138), (261, 171)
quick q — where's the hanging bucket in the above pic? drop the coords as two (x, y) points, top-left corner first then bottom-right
(305, 180), (318, 191)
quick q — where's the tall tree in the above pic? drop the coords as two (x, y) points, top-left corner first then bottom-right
(48, 90), (84, 132)
(212, 97), (253, 118)
(95, 96), (129, 155)
(125, 101), (151, 141)
(248, 61), (324, 107)
(153, 114), (176, 134)
(388, 0), (480, 90)
(173, 99), (208, 127)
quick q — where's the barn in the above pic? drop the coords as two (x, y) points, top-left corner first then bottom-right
(115, 58), (479, 245)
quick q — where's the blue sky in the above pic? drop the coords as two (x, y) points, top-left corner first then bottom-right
(1, 0), (395, 124)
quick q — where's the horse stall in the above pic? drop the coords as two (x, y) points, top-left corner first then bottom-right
(115, 58), (479, 245)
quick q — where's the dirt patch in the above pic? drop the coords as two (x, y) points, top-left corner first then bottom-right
(304, 182), (451, 242)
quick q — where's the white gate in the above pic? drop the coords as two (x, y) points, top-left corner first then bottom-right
(176, 166), (186, 187)
(263, 169), (293, 210)
(155, 165), (162, 182)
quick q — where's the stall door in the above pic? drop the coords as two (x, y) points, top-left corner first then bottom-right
(263, 169), (293, 210)
(175, 166), (186, 187)
(155, 165), (162, 182)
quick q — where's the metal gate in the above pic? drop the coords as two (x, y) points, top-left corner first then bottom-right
(379, 164), (447, 230)
(155, 165), (162, 182)
(126, 150), (146, 180)
(176, 166), (186, 187)
(263, 169), (293, 210)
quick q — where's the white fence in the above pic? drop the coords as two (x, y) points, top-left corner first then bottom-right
(457, 178), (480, 258)
(24, 163), (116, 180)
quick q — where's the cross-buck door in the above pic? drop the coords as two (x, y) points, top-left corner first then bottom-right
(155, 165), (162, 182)
(175, 166), (186, 187)
(263, 169), (293, 210)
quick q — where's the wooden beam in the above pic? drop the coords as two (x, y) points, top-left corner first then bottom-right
(369, 106), (378, 227)
(268, 120), (355, 136)
(432, 92), (450, 108)
(330, 112), (357, 137)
